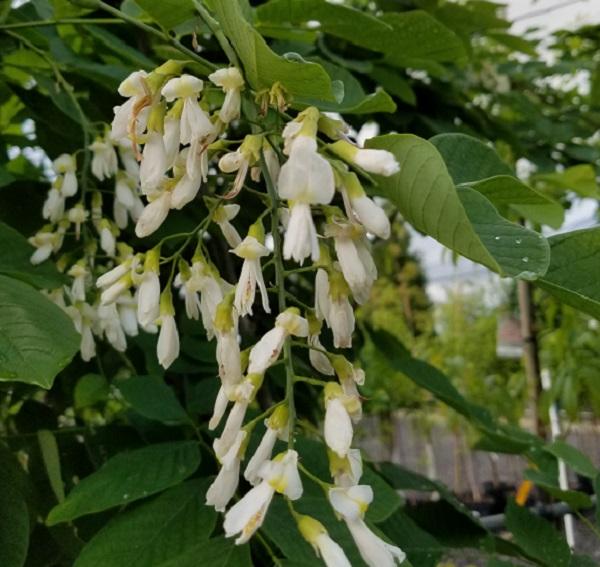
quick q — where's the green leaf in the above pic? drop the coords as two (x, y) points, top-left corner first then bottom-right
(38, 429), (65, 503)
(0, 485), (29, 567)
(0, 221), (65, 288)
(505, 500), (570, 567)
(363, 329), (538, 453)
(256, 1), (466, 67)
(545, 440), (597, 479)
(74, 479), (217, 567)
(117, 375), (191, 425)
(457, 185), (550, 280)
(133, 0), (196, 30)
(74, 374), (110, 409)
(534, 164), (599, 197)
(366, 134), (549, 279)
(380, 509), (443, 567)
(0, 274), (79, 388)
(161, 536), (252, 567)
(208, 0), (335, 100)
(524, 469), (592, 510)
(430, 133), (513, 184)
(296, 58), (396, 114)
(369, 66), (416, 106)
(47, 441), (200, 525)
(538, 228), (600, 319)
(467, 175), (564, 228)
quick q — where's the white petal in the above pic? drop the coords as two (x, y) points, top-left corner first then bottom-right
(209, 386), (230, 431)
(135, 193), (171, 237)
(353, 149), (400, 177)
(248, 327), (285, 375)
(351, 195), (390, 239)
(328, 298), (355, 349)
(328, 485), (373, 521)
(137, 271), (161, 327)
(157, 314), (179, 369)
(283, 203), (319, 264)
(346, 519), (405, 567)
(97, 263), (130, 288)
(244, 427), (278, 485)
(140, 131), (167, 192)
(224, 481), (274, 544)
(324, 398), (353, 458)
(316, 533), (353, 567)
(171, 173), (201, 209)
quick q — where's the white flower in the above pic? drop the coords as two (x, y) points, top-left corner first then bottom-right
(186, 137), (211, 181)
(316, 268), (355, 349)
(174, 269), (201, 320)
(208, 67), (244, 123)
(329, 448), (363, 488)
(353, 148), (399, 176)
(136, 251), (160, 328)
(315, 268), (331, 321)
(67, 262), (88, 302)
(214, 295), (243, 388)
(232, 234), (270, 317)
(218, 134), (262, 198)
(66, 303), (97, 362)
(135, 191), (171, 237)
(248, 308), (308, 375)
(224, 450), (302, 544)
(67, 204), (89, 239)
(213, 204), (242, 248)
(324, 383), (354, 458)
(89, 138), (118, 181)
(308, 332), (334, 375)
(157, 312), (179, 369)
(161, 75), (214, 144)
(54, 154), (78, 197)
(209, 385), (230, 431)
(97, 303), (127, 352)
(194, 264), (228, 340)
(297, 515), (352, 567)
(118, 141), (141, 177)
(29, 230), (59, 265)
(111, 70), (149, 141)
(340, 171), (390, 240)
(278, 132), (335, 264)
(206, 430), (246, 512)
(140, 130), (167, 193)
(329, 485), (405, 567)
(330, 140), (399, 177)
(244, 405), (289, 485)
(163, 114), (181, 168)
(213, 379), (257, 460)
(42, 188), (65, 223)
(327, 221), (376, 305)
(171, 171), (202, 210)
(99, 221), (117, 257)
(117, 292), (138, 337)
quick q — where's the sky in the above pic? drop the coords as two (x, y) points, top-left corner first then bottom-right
(406, 0), (600, 304)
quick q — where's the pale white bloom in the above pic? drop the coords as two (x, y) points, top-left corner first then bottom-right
(90, 138), (118, 181)
(324, 383), (354, 458)
(163, 114), (181, 168)
(171, 172), (202, 210)
(314, 268), (331, 321)
(96, 261), (131, 289)
(206, 430), (246, 512)
(224, 450), (302, 544)
(118, 141), (141, 177)
(309, 335), (334, 375)
(208, 67), (244, 123)
(67, 204), (89, 239)
(213, 379), (256, 460)
(100, 276), (130, 306)
(42, 188), (65, 223)
(140, 130), (167, 193)
(218, 148), (249, 198)
(232, 235), (270, 317)
(161, 75), (213, 144)
(353, 148), (400, 176)
(115, 173), (136, 209)
(248, 308), (308, 375)
(68, 263), (88, 302)
(97, 303), (127, 351)
(111, 70), (149, 140)
(54, 154), (78, 197)
(316, 268), (355, 349)
(117, 292), (138, 337)
(137, 250), (160, 328)
(186, 136), (211, 181)
(326, 498), (404, 567)
(29, 231), (58, 265)
(244, 405), (289, 485)
(99, 222), (117, 257)
(66, 303), (97, 362)
(214, 294), (243, 388)
(157, 312), (179, 369)
(297, 515), (352, 567)
(213, 204), (242, 248)
(209, 385), (230, 431)
(174, 270), (201, 320)
(330, 140), (399, 177)
(278, 133), (335, 264)
(329, 448), (363, 488)
(350, 194), (390, 239)
(327, 221), (377, 305)
(135, 191), (171, 237)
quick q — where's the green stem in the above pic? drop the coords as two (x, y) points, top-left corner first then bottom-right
(294, 376), (327, 387)
(95, 0), (216, 73)
(298, 463), (331, 492)
(260, 150), (296, 450)
(284, 265), (318, 276)
(0, 18), (123, 30)
(193, 0), (241, 68)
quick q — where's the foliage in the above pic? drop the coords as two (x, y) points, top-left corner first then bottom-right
(1, 1), (600, 566)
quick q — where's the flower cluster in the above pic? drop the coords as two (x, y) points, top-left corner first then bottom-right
(28, 59), (405, 566)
